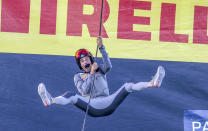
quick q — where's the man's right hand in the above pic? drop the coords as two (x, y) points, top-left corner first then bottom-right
(90, 62), (99, 74)
(97, 36), (103, 49)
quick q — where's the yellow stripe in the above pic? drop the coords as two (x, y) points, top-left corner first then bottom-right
(0, 33), (207, 63)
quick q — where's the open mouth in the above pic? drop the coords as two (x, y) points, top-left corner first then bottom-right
(85, 64), (90, 68)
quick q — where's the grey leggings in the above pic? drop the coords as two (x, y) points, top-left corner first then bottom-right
(54, 82), (149, 117)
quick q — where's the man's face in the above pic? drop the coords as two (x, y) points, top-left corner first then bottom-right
(80, 56), (92, 72)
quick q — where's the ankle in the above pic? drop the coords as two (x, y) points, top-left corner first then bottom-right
(52, 98), (56, 104)
(147, 81), (153, 88)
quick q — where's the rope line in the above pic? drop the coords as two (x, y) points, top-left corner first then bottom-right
(81, 0), (104, 131)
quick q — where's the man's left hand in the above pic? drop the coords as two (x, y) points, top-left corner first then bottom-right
(90, 62), (99, 74)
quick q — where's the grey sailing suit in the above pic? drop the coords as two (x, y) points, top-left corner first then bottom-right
(54, 45), (150, 117)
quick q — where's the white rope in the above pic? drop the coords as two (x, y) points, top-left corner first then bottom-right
(81, 0), (104, 131)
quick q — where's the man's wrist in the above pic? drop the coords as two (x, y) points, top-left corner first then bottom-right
(99, 45), (104, 49)
(90, 70), (94, 74)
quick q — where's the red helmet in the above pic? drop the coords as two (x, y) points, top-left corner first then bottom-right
(75, 49), (94, 70)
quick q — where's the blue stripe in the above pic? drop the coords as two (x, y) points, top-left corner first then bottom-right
(0, 53), (208, 131)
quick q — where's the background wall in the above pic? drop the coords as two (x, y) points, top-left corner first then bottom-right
(0, 0), (208, 131)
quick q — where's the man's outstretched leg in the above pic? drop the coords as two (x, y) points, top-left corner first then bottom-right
(38, 83), (76, 106)
(125, 66), (166, 92)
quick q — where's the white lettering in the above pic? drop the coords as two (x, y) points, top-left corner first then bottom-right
(203, 122), (208, 131)
(192, 122), (201, 131)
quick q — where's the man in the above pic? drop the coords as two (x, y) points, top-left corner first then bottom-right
(38, 37), (165, 117)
